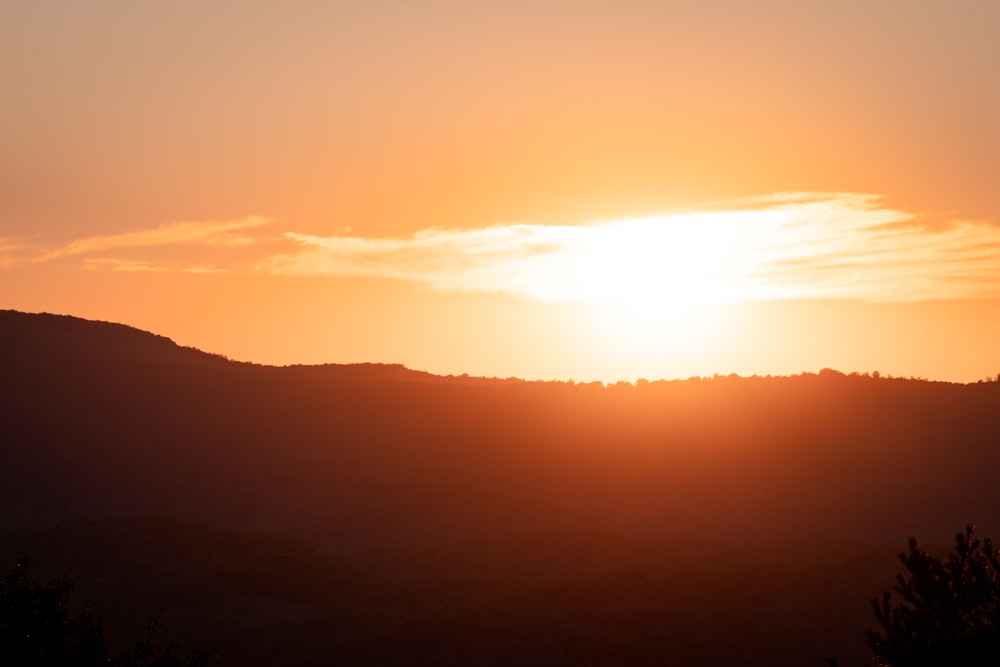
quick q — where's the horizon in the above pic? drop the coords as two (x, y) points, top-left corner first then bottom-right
(6, 308), (1000, 386)
(3, 2), (999, 383)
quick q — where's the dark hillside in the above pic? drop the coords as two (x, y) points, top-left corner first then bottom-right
(2, 310), (998, 549)
(2, 310), (1000, 665)
(1, 518), (898, 667)
(0, 309), (232, 370)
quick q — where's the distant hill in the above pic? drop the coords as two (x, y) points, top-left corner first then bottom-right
(2, 309), (999, 548)
(3, 309), (1000, 665)
(0, 311), (1000, 547)
(0, 309), (510, 385)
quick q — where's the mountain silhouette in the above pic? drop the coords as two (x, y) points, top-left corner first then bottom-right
(3, 309), (998, 548)
(3, 309), (1000, 666)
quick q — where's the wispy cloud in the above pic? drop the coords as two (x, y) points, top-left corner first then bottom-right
(260, 193), (1000, 305)
(7, 199), (1000, 307)
(265, 225), (580, 296)
(0, 216), (275, 272)
(40, 216), (274, 261)
(82, 258), (229, 274)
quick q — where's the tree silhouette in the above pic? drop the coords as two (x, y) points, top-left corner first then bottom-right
(0, 556), (108, 666)
(0, 557), (209, 667)
(114, 619), (211, 667)
(867, 525), (1000, 666)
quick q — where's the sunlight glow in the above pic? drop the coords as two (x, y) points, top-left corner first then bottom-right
(546, 210), (786, 322)
(14, 193), (1000, 331)
(259, 192), (1000, 322)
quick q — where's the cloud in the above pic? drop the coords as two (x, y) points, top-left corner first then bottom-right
(259, 193), (1000, 305)
(0, 217), (275, 271)
(81, 258), (229, 274)
(265, 225), (579, 295)
(7, 199), (1000, 308)
(40, 216), (274, 261)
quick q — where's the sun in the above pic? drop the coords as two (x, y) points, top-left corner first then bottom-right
(547, 211), (770, 323)
(601, 216), (730, 322)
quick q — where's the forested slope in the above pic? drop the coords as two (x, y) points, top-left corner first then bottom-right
(2, 309), (998, 665)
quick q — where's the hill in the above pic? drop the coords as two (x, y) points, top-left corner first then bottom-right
(3, 309), (999, 665)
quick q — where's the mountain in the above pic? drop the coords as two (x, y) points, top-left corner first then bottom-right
(3, 309), (1000, 665)
(3, 309), (998, 549)
(0, 308), (500, 383)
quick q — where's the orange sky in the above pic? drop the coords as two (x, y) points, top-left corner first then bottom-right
(2, 1), (999, 382)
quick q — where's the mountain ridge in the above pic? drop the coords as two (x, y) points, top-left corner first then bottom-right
(4, 308), (986, 386)
(2, 308), (998, 550)
(0, 309), (527, 386)
(4, 308), (999, 666)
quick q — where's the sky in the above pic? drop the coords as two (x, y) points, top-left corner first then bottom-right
(2, 0), (999, 382)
